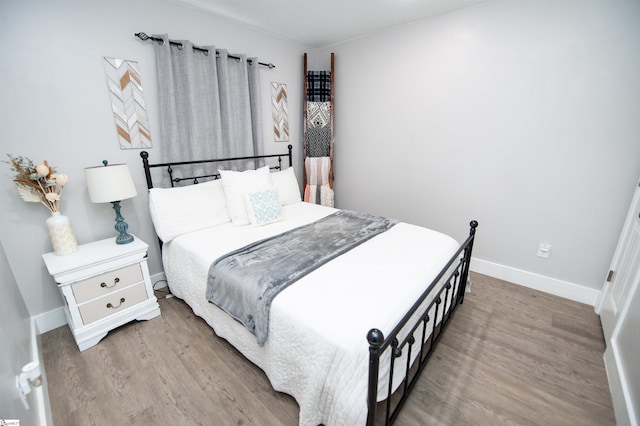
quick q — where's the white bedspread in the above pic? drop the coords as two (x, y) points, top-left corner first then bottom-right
(163, 202), (460, 426)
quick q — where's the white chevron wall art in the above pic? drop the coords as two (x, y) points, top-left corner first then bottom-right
(271, 82), (289, 142)
(103, 57), (152, 149)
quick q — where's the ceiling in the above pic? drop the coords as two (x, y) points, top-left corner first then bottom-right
(171, 0), (490, 48)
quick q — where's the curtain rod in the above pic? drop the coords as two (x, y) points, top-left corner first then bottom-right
(135, 32), (275, 69)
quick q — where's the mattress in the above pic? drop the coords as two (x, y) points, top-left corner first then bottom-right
(162, 202), (460, 426)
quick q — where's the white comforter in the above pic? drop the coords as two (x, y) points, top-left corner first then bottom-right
(163, 202), (459, 425)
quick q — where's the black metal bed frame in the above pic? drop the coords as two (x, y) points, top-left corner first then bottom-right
(140, 145), (293, 188)
(139, 146), (478, 426)
(367, 220), (477, 425)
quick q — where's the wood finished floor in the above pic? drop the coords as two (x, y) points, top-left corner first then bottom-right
(42, 272), (615, 425)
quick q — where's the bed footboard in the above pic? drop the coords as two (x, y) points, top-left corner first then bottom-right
(366, 220), (478, 425)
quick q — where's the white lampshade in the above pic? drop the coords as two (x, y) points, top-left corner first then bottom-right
(84, 163), (137, 203)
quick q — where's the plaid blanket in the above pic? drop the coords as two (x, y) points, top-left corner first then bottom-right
(307, 71), (331, 102)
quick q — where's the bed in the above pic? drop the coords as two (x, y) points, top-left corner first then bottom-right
(140, 146), (478, 426)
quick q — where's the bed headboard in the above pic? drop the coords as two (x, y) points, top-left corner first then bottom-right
(140, 145), (293, 189)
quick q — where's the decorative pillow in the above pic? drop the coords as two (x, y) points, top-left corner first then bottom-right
(270, 167), (301, 206)
(219, 166), (272, 226)
(148, 179), (230, 242)
(244, 187), (284, 227)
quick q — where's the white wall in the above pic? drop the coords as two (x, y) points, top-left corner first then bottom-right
(0, 0), (310, 319)
(320, 0), (640, 295)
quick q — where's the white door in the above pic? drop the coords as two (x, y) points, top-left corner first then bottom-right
(605, 272), (640, 426)
(596, 177), (640, 426)
(0, 241), (50, 424)
(597, 177), (640, 340)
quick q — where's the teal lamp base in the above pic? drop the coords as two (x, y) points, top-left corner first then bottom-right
(111, 201), (134, 244)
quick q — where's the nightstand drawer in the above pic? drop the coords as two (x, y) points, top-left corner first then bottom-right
(78, 283), (148, 325)
(72, 263), (143, 303)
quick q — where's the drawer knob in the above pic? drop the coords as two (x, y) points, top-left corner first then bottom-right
(106, 297), (126, 309)
(100, 277), (120, 288)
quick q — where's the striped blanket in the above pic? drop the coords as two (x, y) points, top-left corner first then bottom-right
(304, 156), (333, 206)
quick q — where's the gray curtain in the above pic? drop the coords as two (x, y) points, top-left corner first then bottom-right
(152, 34), (264, 182)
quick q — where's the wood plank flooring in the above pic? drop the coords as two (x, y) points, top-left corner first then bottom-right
(42, 272), (615, 425)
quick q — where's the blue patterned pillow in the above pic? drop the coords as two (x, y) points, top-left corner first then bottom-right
(245, 187), (284, 226)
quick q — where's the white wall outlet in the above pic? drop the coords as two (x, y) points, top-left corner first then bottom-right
(537, 242), (551, 258)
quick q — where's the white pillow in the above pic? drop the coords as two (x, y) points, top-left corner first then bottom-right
(219, 166), (272, 226)
(271, 167), (302, 206)
(148, 179), (230, 242)
(244, 187), (284, 227)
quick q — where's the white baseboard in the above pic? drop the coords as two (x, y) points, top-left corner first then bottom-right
(151, 271), (168, 290)
(34, 272), (168, 335)
(33, 308), (66, 335)
(470, 257), (601, 307)
(32, 320), (53, 426)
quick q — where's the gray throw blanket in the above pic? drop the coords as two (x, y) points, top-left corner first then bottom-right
(206, 210), (398, 346)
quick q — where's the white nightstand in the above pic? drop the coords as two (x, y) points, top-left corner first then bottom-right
(42, 235), (161, 351)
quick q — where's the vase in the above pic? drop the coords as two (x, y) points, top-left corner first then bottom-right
(46, 212), (79, 256)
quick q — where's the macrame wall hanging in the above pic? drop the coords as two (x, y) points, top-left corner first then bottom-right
(303, 53), (334, 207)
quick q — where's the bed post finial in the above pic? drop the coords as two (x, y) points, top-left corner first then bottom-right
(367, 328), (384, 346)
(459, 220), (478, 305)
(140, 151), (153, 189)
(366, 328), (384, 426)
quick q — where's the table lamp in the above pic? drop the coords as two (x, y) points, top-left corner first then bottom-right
(84, 161), (137, 244)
